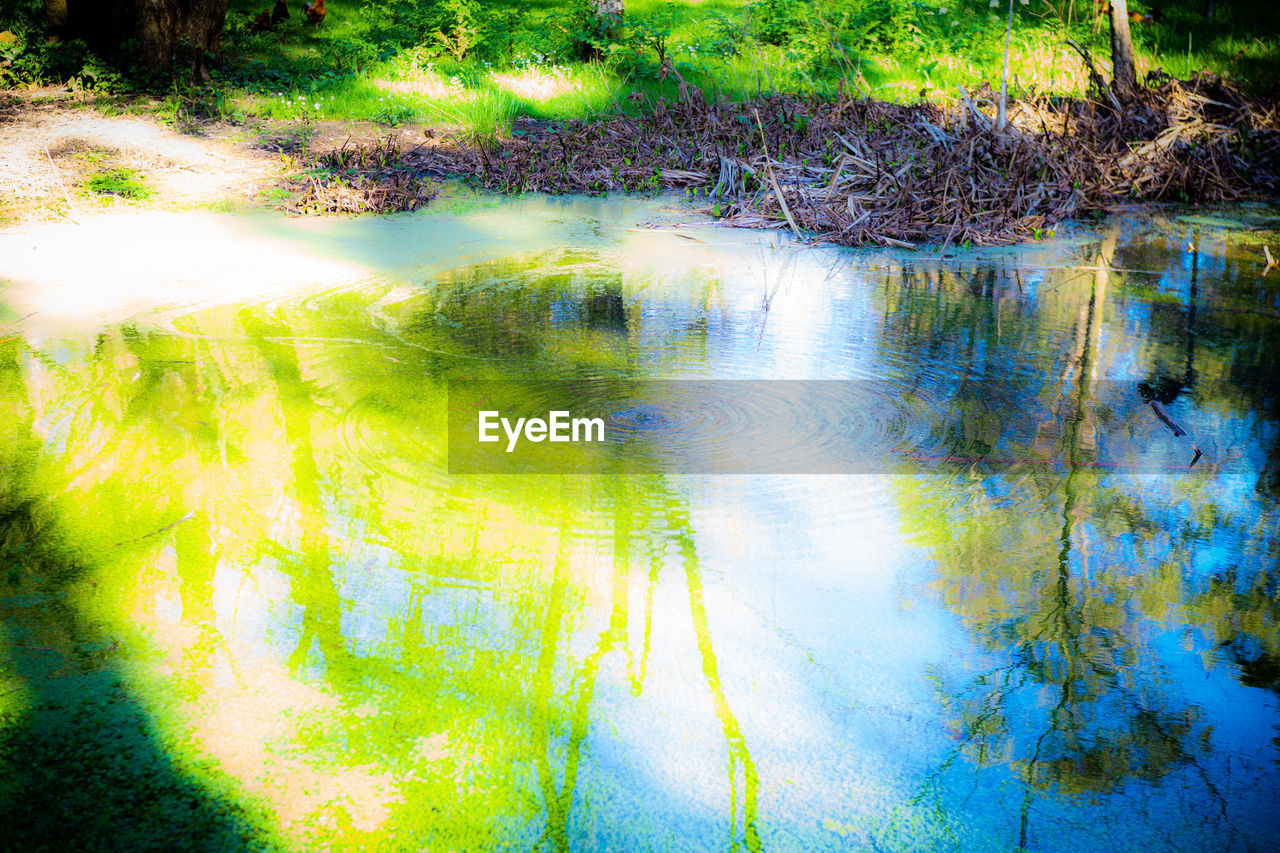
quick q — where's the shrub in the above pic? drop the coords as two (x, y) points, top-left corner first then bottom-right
(747, 0), (807, 46)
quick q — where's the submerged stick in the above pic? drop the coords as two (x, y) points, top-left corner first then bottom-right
(1151, 400), (1204, 467)
(1150, 400), (1187, 437)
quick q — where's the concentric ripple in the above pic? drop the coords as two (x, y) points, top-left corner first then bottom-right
(597, 380), (941, 474)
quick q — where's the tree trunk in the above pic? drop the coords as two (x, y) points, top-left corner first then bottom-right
(595, 0), (624, 20)
(43, 0), (68, 29)
(185, 0), (229, 80)
(582, 0), (623, 60)
(1108, 0), (1139, 104)
(133, 0), (181, 72)
(131, 0), (226, 79)
(594, 0), (623, 36)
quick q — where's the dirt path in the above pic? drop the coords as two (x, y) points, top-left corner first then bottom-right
(0, 90), (435, 225)
(0, 92), (278, 223)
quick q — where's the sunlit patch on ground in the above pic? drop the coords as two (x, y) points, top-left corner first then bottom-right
(489, 67), (581, 102)
(373, 74), (474, 103)
(0, 211), (373, 326)
(0, 102), (277, 224)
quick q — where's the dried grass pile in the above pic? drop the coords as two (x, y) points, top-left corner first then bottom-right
(288, 138), (437, 214)
(1083, 72), (1280, 201)
(304, 72), (1280, 247)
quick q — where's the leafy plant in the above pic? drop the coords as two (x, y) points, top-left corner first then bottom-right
(567, 0), (624, 61)
(612, 14), (673, 80)
(330, 35), (380, 72)
(432, 0), (486, 60)
(747, 0), (807, 46)
(374, 102), (417, 125)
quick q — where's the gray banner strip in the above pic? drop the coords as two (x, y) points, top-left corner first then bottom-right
(447, 380), (1262, 475)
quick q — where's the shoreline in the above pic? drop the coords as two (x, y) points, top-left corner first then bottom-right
(396, 74), (1280, 248)
(3, 75), (1278, 251)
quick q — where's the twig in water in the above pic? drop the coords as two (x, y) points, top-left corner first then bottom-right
(1148, 400), (1203, 467)
(1151, 400), (1186, 437)
(753, 108), (803, 240)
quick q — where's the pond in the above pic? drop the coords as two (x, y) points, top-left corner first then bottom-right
(0, 197), (1278, 852)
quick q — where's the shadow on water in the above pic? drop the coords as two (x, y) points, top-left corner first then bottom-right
(0, 338), (281, 851)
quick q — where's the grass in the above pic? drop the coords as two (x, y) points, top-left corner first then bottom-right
(5, 1), (1279, 143)
(83, 166), (153, 200)
(236, 54), (619, 130)
(200, 0), (1280, 135)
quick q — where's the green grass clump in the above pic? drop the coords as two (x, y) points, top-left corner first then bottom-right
(83, 167), (154, 200)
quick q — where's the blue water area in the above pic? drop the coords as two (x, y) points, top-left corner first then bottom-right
(0, 198), (1277, 851)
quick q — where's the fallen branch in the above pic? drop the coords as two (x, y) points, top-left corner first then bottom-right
(1063, 38), (1123, 113)
(1150, 400), (1186, 437)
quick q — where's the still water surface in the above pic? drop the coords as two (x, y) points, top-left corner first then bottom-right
(0, 198), (1278, 851)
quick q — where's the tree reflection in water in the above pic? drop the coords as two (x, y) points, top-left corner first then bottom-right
(1, 214), (1278, 850)
(895, 229), (1271, 850)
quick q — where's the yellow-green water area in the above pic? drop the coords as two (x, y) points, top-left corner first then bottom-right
(0, 198), (1279, 851)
